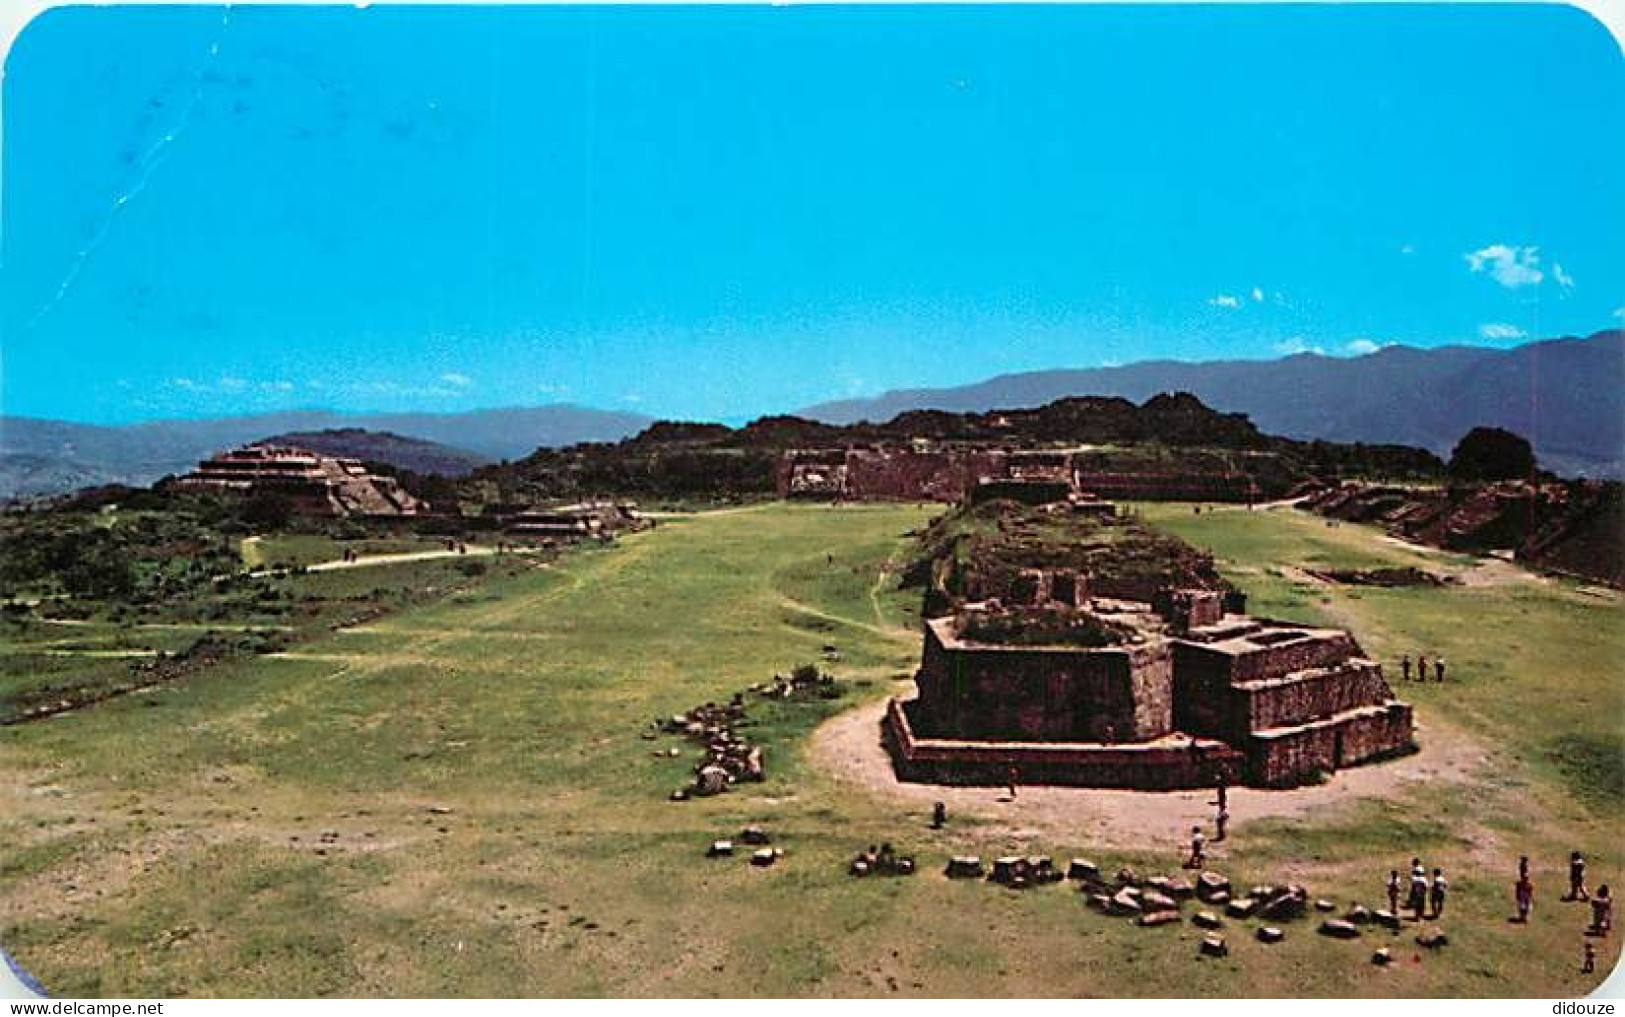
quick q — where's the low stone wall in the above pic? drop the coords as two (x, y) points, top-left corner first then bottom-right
(1245, 702), (1415, 787)
(886, 698), (1245, 790)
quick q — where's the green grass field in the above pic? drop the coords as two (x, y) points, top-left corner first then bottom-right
(1, 501), (1620, 996)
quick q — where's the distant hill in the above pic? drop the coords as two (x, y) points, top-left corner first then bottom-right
(801, 330), (1625, 479)
(259, 429), (491, 477)
(461, 392), (1443, 506)
(0, 405), (652, 498)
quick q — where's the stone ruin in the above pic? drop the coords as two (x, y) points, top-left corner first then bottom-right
(885, 565), (1415, 789)
(779, 446), (1258, 504)
(505, 501), (648, 543)
(166, 443), (425, 517)
(652, 666), (843, 801)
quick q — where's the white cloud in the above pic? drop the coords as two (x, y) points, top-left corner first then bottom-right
(1465, 244), (1544, 288)
(439, 372), (473, 388)
(1250, 286), (1265, 303)
(1400, 244), (1416, 256)
(218, 376), (248, 392)
(1553, 262), (1575, 294)
(1209, 294), (1241, 309)
(1479, 322), (1527, 341)
(1614, 306), (1625, 321)
(172, 378), (201, 391)
(1273, 337), (1324, 356)
(1343, 339), (1389, 356)
(261, 380), (294, 392)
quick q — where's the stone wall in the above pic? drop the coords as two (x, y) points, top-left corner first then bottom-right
(1172, 630), (1360, 687)
(887, 699), (1244, 790)
(1245, 702), (1415, 787)
(914, 620), (1173, 743)
(1075, 471), (1257, 503)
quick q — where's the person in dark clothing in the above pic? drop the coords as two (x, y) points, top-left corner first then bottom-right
(1570, 852), (1591, 902)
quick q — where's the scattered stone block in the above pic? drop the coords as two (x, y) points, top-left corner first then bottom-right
(945, 856), (985, 879)
(1109, 889), (1143, 916)
(1226, 897), (1258, 919)
(739, 826), (771, 845)
(850, 859), (871, 877)
(669, 789), (689, 802)
(1200, 934), (1228, 957)
(706, 839), (734, 858)
(1142, 891), (1180, 912)
(1256, 926), (1285, 944)
(991, 856), (1022, 885)
(1260, 890), (1308, 921)
(1138, 910), (1182, 928)
(1067, 859), (1099, 882)
(1209, 890), (1231, 907)
(1319, 919), (1360, 940)
(750, 848), (778, 867)
(1164, 876), (1195, 900)
(1372, 948), (1392, 966)
(1373, 908), (1400, 929)
(1314, 899), (1336, 912)
(1345, 905), (1373, 925)
(1197, 871), (1231, 902)
(1416, 927), (1449, 949)
(1088, 893), (1114, 913)
(1116, 867), (1142, 888)
(1193, 910), (1223, 930)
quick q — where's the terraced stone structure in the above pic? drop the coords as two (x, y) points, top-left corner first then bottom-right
(167, 444), (425, 517)
(888, 589), (1414, 789)
(506, 501), (647, 541)
(779, 446), (1261, 504)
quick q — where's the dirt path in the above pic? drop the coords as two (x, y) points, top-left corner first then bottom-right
(809, 697), (1488, 851)
(245, 544), (542, 578)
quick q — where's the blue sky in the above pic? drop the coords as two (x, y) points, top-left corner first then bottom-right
(3, 4), (1623, 424)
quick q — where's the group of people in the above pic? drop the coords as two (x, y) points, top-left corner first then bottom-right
(1506, 852), (1615, 974)
(1182, 783), (1231, 869)
(1386, 859), (1448, 921)
(1513, 852), (1613, 973)
(1399, 652), (1447, 682)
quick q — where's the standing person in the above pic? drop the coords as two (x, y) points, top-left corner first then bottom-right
(1387, 869), (1403, 916)
(1434, 656), (1447, 682)
(1593, 885), (1613, 937)
(1401, 655), (1413, 682)
(1214, 801), (1230, 843)
(1584, 941), (1597, 974)
(1570, 851), (1591, 901)
(1409, 860), (1429, 921)
(1187, 826), (1206, 870)
(1515, 859), (1534, 924)
(931, 802), (947, 829)
(1006, 765), (1019, 801)
(1430, 868), (1449, 919)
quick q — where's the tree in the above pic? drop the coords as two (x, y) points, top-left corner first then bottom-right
(1448, 427), (1535, 481)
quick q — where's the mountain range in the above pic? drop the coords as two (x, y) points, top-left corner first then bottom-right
(0, 406), (652, 498)
(802, 329), (1624, 479)
(3, 329), (1620, 499)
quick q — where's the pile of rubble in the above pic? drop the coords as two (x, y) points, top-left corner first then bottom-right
(652, 665), (846, 800)
(657, 696), (764, 800)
